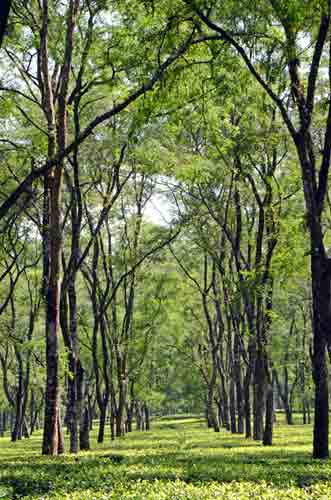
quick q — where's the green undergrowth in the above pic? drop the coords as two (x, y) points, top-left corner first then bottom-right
(0, 416), (330, 499)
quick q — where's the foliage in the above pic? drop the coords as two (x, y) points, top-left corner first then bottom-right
(0, 418), (330, 499)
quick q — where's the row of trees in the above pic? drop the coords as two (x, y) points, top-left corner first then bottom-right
(0, 0), (330, 458)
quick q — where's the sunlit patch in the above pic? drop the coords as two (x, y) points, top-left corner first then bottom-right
(0, 417), (329, 499)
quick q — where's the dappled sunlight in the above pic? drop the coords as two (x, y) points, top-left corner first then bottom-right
(0, 418), (329, 499)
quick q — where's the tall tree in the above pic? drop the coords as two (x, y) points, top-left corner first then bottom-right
(185, 0), (331, 459)
(0, 0), (11, 47)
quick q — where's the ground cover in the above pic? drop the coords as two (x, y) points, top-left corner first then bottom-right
(0, 417), (330, 499)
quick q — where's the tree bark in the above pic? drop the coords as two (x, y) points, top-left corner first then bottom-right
(144, 404), (150, 431)
(0, 0), (11, 47)
(229, 378), (236, 434)
(263, 370), (273, 446)
(253, 351), (265, 441)
(80, 407), (90, 450)
(312, 256), (329, 458)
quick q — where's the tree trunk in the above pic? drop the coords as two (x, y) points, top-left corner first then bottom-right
(0, 0), (12, 48)
(207, 371), (220, 432)
(115, 380), (126, 437)
(244, 369), (251, 438)
(110, 407), (115, 440)
(3, 412), (7, 435)
(220, 377), (230, 431)
(12, 353), (24, 442)
(135, 401), (142, 431)
(57, 409), (65, 454)
(30, 390), (35, 434)
(229, 378), (237, 434)
(98, 403), (107, 443)
(253, 352), (265, 441)
(263, 371), (273, 446)
(216, 397), (224, 428)
(205, 398), (213, 428)
(80, 407), (90, 450)
(88, 395), (94, 431)
(126, 402), (133, 433)
(273, 368), (293, 425)
(311, 256), (330, 458)
(144, 404), (150, 431)
(236, 373), (244, 434)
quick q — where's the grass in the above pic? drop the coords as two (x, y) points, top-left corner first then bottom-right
(0, 416), (330, 499)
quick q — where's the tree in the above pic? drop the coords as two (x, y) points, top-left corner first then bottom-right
(0, 0), (11, 47)
(184, 0), (331, 459)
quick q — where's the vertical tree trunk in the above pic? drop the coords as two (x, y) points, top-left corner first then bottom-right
(144, 404), (150, 431)
(253, 352), (265, 441)
(12, 352), (24, 442)
(126, 402), (134, 433)
(3, 412), (7, 435)
(40, 0), (60, 456)
(220, 377), (230, 431)
(110, 408), (115, 440)
(30, 390), (35, 434)
(207, 369), (220, 432)
(67, 360), (84, 453)
(263, 370), (273, 446)
(135, 401), (142, 431)
(42, 0), (80, 456)
(42, 206), (62, 455)
(205, 398), (213, 428)
(216, 397), (224, 427)
(273, 368), (293, 425)
(115, 380), (126, 437)
(235, 365), (244, 434)
(311, 257), (329, 458)
(88, 395), (94, 431)
(80, 407), (90, 450)
(229, 378), (237, 434)
(0, 0), (12, 48)
(244, 369), (251, 438)
(57, 408), (65, 454)
(98, 404), (107, 443)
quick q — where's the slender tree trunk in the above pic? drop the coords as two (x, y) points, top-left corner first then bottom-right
(57, 408), (65, 454)
(110, 407), (115, 440)
(253, 351), (265, 441)
(88, 395), (94, 431)
(135, 401), (142, 431)
(30, 390), (35, 434)
(273, 368), (293, 425)
(126, 402), (134, 433)
(115, 380), (126, 437)
(98, 403), (107, 443)
(263, 370), (273, 446)
(80, 407), (90, 450)
(216, 397), (224, 427)
(311, 256), (330, 458)
(12, 354), (24, 442)
(205, 398), (213, 428)
(244, 369), (251, 438)
(42, 244), (61, 455)
(207, 368), (220, 432)
(234, 348), (244, 434)
(220, 377), (230, 431)
(3, 412), (7, 435)
(229, 378), (237, 434)
(144, 404), (150, 431)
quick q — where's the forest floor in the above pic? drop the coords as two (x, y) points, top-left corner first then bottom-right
(0, 416), (330, 499)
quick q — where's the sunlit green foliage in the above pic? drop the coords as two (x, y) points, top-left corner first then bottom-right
(0, 417), (329, 499)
